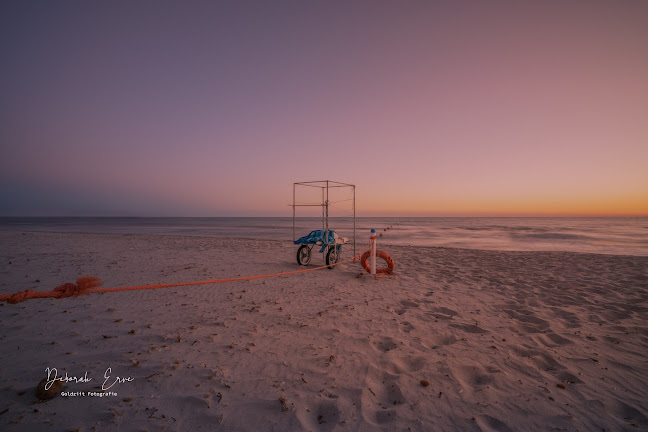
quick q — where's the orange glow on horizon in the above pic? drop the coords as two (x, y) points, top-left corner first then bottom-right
(357, 193), (648, 217)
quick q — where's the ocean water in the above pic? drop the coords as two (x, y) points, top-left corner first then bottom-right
(1, 217), (647, 256)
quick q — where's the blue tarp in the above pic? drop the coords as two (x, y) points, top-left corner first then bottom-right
(294, 230), (340, 253)
(294, 229), (337, 245)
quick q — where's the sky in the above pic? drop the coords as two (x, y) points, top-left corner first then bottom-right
(1, 0), (647, 217)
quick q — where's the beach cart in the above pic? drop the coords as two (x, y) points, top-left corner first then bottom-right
(294, 229), (348, 269)
(292, 180), (356, 269)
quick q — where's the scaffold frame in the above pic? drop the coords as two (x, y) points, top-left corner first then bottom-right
(292, 180), (356, 259)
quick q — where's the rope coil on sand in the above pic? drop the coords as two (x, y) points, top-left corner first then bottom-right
(0, 243), (374, 304)
(2, 276), (103, 304)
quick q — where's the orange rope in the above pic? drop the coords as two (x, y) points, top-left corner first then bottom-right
(0, 243), (372, 304)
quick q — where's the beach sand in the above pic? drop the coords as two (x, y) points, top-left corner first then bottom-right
(1, 231), (647, 431)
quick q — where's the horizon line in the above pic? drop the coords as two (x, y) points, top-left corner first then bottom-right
(1, 214), (647, 219)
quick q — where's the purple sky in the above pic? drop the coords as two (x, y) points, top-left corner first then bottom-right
(2, 1), (647, 216)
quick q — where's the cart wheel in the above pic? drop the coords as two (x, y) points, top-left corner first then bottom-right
(297, 245), (311, 266)
(326, 247), (339, 269)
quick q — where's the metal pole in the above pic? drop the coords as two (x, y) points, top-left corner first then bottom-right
(353, 185), (356, 256)
(292, 183), (295, 242)
(370, 229), (376, 275)
(325, 181), (329, 254)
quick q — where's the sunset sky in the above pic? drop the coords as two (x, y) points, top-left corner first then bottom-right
(1, 1), (647, 217)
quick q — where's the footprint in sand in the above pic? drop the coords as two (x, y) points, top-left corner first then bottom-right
(528, 352), (563, 372)
(556, 371), (582, 384)
(608, 399), (648, 426)
(449, 323), (488, 334)
(375, 409), (398, 425)
(396, 299), (420, 315)
(533, 332), (573, 348)
(362, 368), (405, 425)
(386, 356), (428, 374)
(423, 334), (457, 349)
(427, 306), (458, 321)
(400, 300), (420, 308)
(512, 346), (566, 373)
(551, 308), (582, 329)
(431, 306), (458, 316)
(313, 401), (341, 430)
(474, 414), (514, 432)
(399, 321), (415, 333)
(449, 365), (495, 390)
(372, 336), (399, 353)
(502, 309), (550, 333)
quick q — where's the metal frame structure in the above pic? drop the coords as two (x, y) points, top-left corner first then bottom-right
(292, 180), (356, 258)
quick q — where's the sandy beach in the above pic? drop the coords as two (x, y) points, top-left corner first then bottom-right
(1, 230), (647, 431)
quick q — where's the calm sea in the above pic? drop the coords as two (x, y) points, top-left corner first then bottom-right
(1, 217), (647, 256)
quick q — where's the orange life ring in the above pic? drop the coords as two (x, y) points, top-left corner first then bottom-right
(360, 250), (395, 274)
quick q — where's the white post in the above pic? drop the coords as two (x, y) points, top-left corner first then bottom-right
(370, 229), (377, 275)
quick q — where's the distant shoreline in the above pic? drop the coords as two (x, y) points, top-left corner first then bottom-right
(1, 216), (647, 256)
